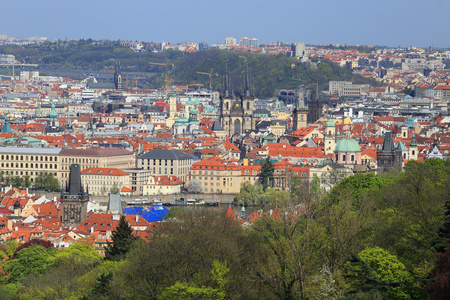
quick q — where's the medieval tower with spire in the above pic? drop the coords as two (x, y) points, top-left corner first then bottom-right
(60, 164), (89, 227)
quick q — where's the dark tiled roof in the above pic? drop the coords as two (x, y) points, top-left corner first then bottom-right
(138, 149), (193, 160)
(60, 148), (132, 157)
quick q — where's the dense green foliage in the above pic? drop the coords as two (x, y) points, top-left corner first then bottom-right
(33, 172), (60, 192)
(0, 41), (373, 97)
(259, 156), (274, 191)
(0, 159), (448, 299)
(104, 215), (136, 261)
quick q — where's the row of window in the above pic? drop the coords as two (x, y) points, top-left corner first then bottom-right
(3, 170), (57, 177)
(1, 155), (57, 162)
(62, 158), (99, 164)
(1, 163), (57, 169)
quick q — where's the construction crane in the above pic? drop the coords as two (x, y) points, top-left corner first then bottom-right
(196, 68), (218, 91)
(168, 77), (186, 87)
(187, 83), (202, 91)
(149, 59), (174, 94)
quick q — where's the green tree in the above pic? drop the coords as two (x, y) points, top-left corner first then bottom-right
(104, 215), (136, 261)
(432, 198), (450, 253)
(33, 172), (60, 192)
(118, 209), (274, 299)
(7, 245), (57, 283)
(234, 181), (264, 206)
(109, 183), (120, 194)
(11, 176), (23, 188)
(344, 254), (393, 299)
(259, 157), (274, 191)
(373, 159), (450, 268)
(159, 261), (229, 300)
(359, 247), (414, 300)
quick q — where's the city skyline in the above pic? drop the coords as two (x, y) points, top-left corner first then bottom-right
(2, 0), (450, 48)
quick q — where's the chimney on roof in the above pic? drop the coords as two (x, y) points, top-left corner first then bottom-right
(15, 227), (18, 231)
(136, 215), (139, 223)
(90, 226), (94, 234)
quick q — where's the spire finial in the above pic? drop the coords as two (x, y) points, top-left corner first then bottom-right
(225, 63), (229, 97)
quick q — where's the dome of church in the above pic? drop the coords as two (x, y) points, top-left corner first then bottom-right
(334, 132), (360, 152)
(325, 118), (335, 127)
(174, 117), (189, 125)
(49, 102), (58, 118)
(186, 98), (195, 106)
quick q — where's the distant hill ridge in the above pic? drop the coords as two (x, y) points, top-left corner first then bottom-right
(0, 41), (373, 98)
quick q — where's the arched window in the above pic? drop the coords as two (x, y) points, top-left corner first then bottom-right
(246, 102), (250, 110)
(225, 102), (229, 110)
(412, 150), (415, 155)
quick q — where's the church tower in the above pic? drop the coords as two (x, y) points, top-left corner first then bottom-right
(293, 89), (308, 131)
(324, 118), (336, 155)
(60, 164), (89, 227)
(114, 60), (123, 90)
(166, 87), (178, 127)
(409, 132), (418, 160)
(220, 69), (232, 135)
(307, 83), (323, 124)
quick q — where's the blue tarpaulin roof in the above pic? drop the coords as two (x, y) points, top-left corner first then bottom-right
(123, 205), (169, 222)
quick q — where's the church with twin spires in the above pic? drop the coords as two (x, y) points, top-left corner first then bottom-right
(219, 72), (256, 136)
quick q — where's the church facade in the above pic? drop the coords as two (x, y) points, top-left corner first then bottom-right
(219, 75), (255, 136)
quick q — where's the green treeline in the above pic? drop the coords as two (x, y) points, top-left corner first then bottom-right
(0, 159), (448, 299)
(0, 41), (373, 97)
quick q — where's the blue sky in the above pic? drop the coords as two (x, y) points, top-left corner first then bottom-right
(3, 0), (450, 47)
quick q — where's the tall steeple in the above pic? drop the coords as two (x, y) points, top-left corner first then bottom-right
(224, 63), (230, 98)
(244, 64), (250, 97)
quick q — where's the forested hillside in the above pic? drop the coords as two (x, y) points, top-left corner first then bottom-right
(0, 41), (374, 98)
(0, 159), (449, 299)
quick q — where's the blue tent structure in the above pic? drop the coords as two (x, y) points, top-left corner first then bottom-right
(123, 205), (169, 222)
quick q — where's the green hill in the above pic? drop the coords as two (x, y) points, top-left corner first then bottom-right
(0, 41), (374, 98)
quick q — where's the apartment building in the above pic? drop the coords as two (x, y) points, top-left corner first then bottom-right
(137, 149), (194, 183)
(58, 148), (134, 186)
(0, 147), (61, 182)
(80, 167), (131, 196)
(189, 157), (261, 194)
(329, 81), (352, 95)
(143, 175), (183, 196)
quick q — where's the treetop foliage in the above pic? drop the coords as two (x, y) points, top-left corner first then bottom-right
(0, 159), (449, 299)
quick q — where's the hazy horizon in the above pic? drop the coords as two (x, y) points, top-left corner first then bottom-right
(2, 0), (450, 48)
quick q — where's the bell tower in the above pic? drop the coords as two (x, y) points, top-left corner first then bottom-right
(293, 90), (308, 131)
(324, 118), (336, 155)
(220, 68), (232, 134)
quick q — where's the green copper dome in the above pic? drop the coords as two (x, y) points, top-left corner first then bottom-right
(334, 136), (360, 153)
(325, 118), (335, 127)
(49, 102), (58, 118)
(174, 117), (189, 125)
